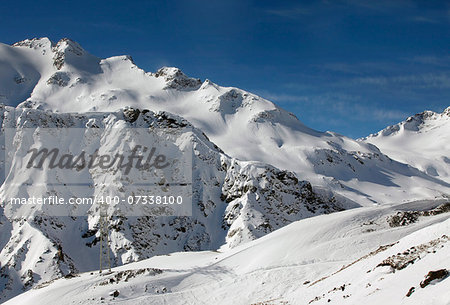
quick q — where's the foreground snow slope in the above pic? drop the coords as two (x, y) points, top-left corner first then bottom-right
(5, 199), (449, 305)
(1, 38), (449, 205)
(362, 108), (450, 183)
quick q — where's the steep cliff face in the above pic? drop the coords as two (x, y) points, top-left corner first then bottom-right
(0, 106), (343, 301)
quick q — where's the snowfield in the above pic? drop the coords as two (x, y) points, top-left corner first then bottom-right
(4, 200), (449, 305)
(362, 108), (450, 184)
(0, 37), (449, 304)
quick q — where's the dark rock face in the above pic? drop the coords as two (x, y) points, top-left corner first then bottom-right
(46, 72), (71, 87)
(377, 235), (449, 271)
(420, 269), (449, 288)
(52, 38), (85, 70)
(406, 286), (415, 297)
(0, 106), (346, 302)
(155, 67), (202, 90)
(387, 203), (450, 227)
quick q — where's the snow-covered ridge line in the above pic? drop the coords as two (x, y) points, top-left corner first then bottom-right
(1, 36), (449, 303)
(361, 107), (450, 183)
(1, 37), (448, 205)
(361, 107), (450, 140)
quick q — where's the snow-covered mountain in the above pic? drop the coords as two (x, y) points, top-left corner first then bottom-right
(362, 108), (450, 184)
(1, 37), (449, 205)
(0, 105), (347, 302)
(0, 37), (449, 304)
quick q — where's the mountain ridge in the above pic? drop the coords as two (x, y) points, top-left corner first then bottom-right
(1, 37), (448, 205)
(362, 107), (450, 183)
(0, 37), (449, 303)
(0, 105), (347, 302)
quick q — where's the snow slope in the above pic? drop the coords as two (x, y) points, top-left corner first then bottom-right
(362, 108), (450, 183)
(4, 199), (449, 305)
(0, 38), (449, 205)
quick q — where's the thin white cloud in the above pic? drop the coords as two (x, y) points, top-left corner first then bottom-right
(255, 90), (408, 123)
(410, 16), (440, 23)
(311, 95), (408, 121)
(409, 55), (450, 67)
(266, 6), (312, 18)
(350, 73), (450, 89)
(317, 61), (400, 75)
(88, 22), (144, 34)
(343, 0), (415, 12)
(254, 90), (310, 103)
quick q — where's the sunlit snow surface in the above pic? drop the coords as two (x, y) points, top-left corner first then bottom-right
(5, 200), (450, 305)
(1, 38), (448, 205)
(0, 38), (449, 304)
(362, 108), (450, 183)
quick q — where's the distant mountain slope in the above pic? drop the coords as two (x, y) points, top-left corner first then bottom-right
(1, 37), (448, 205)
(361, 108), (450, 183)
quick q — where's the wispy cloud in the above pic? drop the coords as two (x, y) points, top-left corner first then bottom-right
(349, 73), (450, 89)
(340, 0), (449, 25)
(313, 58), (450, 90)
(266, 6), (312, 18)
(409, 55), (450, 67)
(348, 104), (408, 121)
(88, 22), (144, 34)
(255, 90), (408, 123)
(407, 10), (450, 24)
(253, 88), (416, 137)
(317, 61), (401, 76)
(343, 0), (415, 12)
(308, 94), (408, 121)
(253, 90), (310, 103)
(410, 16), (440, 23)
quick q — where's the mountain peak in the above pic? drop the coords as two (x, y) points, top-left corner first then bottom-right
(155, 67), (202, 90)
(404, 107), (450, 128)
(408, 109), (437, 120)
(443, 106), (450, 116)
(53, 38), (85, 55)
(363, 107), (449, 140)
(12, 37), (53, 49)
(52, 38), (86, 70)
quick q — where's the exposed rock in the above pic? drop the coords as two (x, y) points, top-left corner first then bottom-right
(377, 235), (449, 271)
(406, 286), (415, 297)
(387, 203), (450, 227)
(46, 72), (70, 87)
(0, 106), (347, 301)
(52, 38), (85, 70)
(109, 290), (120, 297)
(155, 67), (201, 90)
(420, 269), (448, 288)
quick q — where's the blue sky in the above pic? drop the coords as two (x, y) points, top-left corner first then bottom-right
(1, 0), (449, 138)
